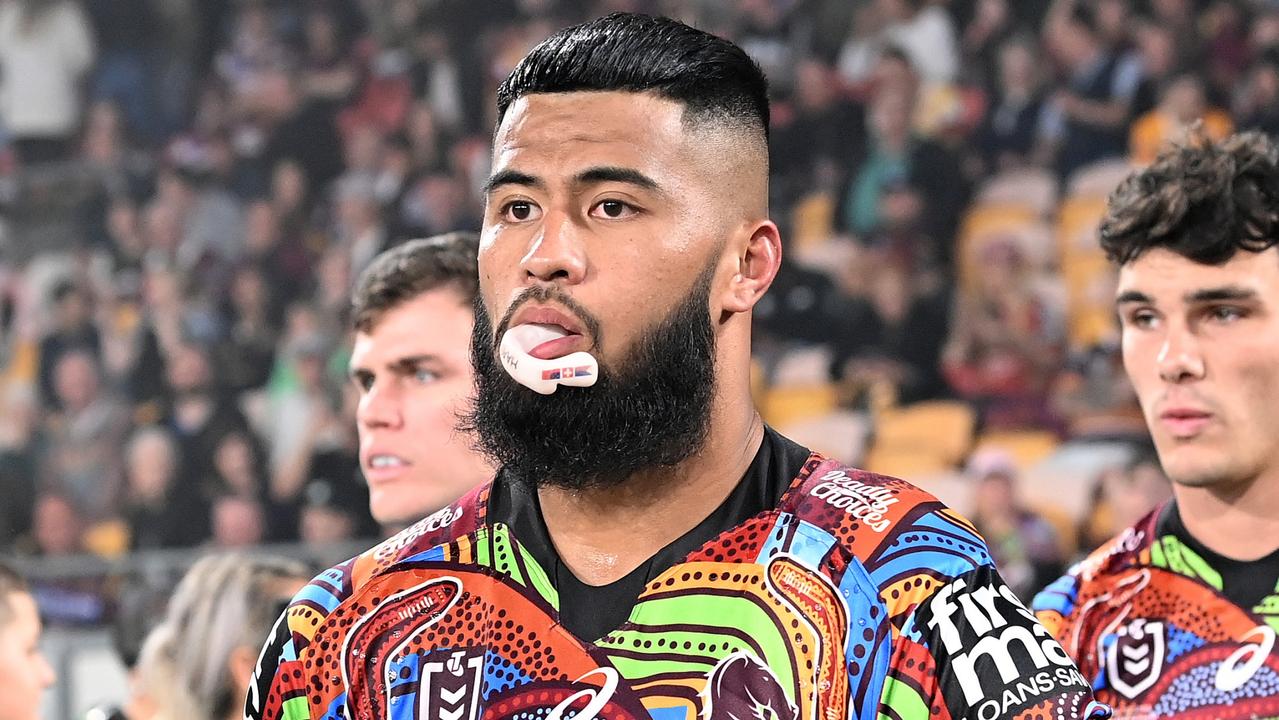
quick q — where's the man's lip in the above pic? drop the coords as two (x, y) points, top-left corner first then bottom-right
(507, 304), (587, 337)
(1158, 408), (1213, 438)
(361, 451), (413, 482)
(1158, 407), (1211, 420)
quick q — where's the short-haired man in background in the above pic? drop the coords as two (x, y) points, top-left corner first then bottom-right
(348, 232), (495, 530)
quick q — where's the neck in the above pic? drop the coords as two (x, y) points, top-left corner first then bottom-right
(537, 377), (764, 586)
(1174, 468), (1279, 561)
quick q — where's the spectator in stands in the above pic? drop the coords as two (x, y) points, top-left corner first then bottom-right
(163, 341), (252, 487)
(132, 554), (308, 720)
(297, 476), (360, 546)
(1235, 55), (1279, 137)
(37, 280), (101, 410)
(830, 252), (950, 405)
(26, 492), (84, 557)
(1049, 342), (1145, 440)
(1129, 73), (1233, 166)
(974, 35), (1053, 173)
(967, 450), (1065, 598)
(839, 76), (966, 270)
(0, 563), (56, 720)
(209, 495), (266, 549)
(876, 0), (959, 85)
(943, 236), (1064, 429)
(1129, 19), (1179, 118)
(0, 0), (96, 165)
(1042, 2), (1142, 180)
(1075, 452), (1172, 557)
(121, 425), (207, 549)
(217, 264), (278, 394)
(38, 349), (127, 519)
(770, 56), (866, 207)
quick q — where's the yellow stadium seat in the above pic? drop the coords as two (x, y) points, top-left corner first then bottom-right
(864, 446), (953, 479)
(873, 400), (977, 468)
(957, 203), (1044, 288)
(974, 430), (1061, 471)
(789, 192), (836, 253)
(1067, 158), (1134, 198)
(761, 383), (839, 428)
(976, 167), (1059, 216)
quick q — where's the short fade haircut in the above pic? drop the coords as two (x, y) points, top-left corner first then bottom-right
(1100, 130), (1279, 265)
(0, 561), (29, 628)
(496, 12), (769, 141)
(351, 232), (480, 333)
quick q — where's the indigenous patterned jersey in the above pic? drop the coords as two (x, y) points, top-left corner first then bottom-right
(247, 453), (1108, 720)
(1034, 502), (1279, 719)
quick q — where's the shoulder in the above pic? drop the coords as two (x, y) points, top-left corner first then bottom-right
(1032, 509), (1156, 625)
(282, 483), (490, 640)
(783, 459), (996, 592)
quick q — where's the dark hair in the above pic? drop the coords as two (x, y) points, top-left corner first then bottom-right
(351, 232), (480, 333)
(496, 12), (769, 140)
(0, 561), (29, 628)
(1100, 130), (1279, 265)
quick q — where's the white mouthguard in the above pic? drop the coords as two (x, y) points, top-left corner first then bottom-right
(499, 324), (599, 395)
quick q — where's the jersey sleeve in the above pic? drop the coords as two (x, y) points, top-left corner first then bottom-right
(244, 605), (308, 720)
(243, 496), (484, 720)
(886, 562), (1109, 720)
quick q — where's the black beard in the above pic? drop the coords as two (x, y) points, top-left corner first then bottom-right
(462, 267), (718, 492)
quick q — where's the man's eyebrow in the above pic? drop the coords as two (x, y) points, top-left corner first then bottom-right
(1116, 290), (1153, 305)
(483, 169), (544, 195)
(573, 166), (662, 192)
(389, 355), (437, 373)
(1185, 286), (1258, 304)
(348, 355), (437, 378)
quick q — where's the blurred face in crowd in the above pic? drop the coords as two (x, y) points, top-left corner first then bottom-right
(126, 430), (177, 504)
(0, 592), (55, 720)
(351, 288), (492, 524)
(1118, 247), (1279, 491)
(212, 496), (265, 548)
(32, 495), (80, 556)
(52, 351), (100, 413)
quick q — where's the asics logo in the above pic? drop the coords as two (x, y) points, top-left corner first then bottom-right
(546, 667), (619, 720)
(1215, 625), (1275, 692)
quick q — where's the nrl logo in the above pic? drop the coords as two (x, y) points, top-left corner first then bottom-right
(420, 647), (485, 720)
(1105, 619), (1165, 699)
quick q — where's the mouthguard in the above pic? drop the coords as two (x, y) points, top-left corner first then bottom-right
(499, 324), (599, 395)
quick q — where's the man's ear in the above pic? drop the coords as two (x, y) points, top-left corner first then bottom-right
(721, 220), (782, 315)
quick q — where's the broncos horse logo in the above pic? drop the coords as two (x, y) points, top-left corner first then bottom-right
(700, 652), (799, 720)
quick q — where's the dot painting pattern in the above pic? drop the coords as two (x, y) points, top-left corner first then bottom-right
(248, 458), (1105, 720)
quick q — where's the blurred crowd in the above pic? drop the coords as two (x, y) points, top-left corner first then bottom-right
(1, 0), (1272, 611)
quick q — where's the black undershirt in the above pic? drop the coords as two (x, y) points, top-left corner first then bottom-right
(1156, 501), (1279, 611)
(488, 426), (811, 642)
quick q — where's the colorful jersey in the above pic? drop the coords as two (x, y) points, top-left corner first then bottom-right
(1034, 502), (1279, 719)
(247, 454), (1108, 720)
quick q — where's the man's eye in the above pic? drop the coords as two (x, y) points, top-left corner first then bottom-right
(413, 368), (438, 384)
(1209, 305), (1244, 323)
(502, 201), (540, 222)
(1126, 310), (1158, 329)
(591, 199), (637, 219)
